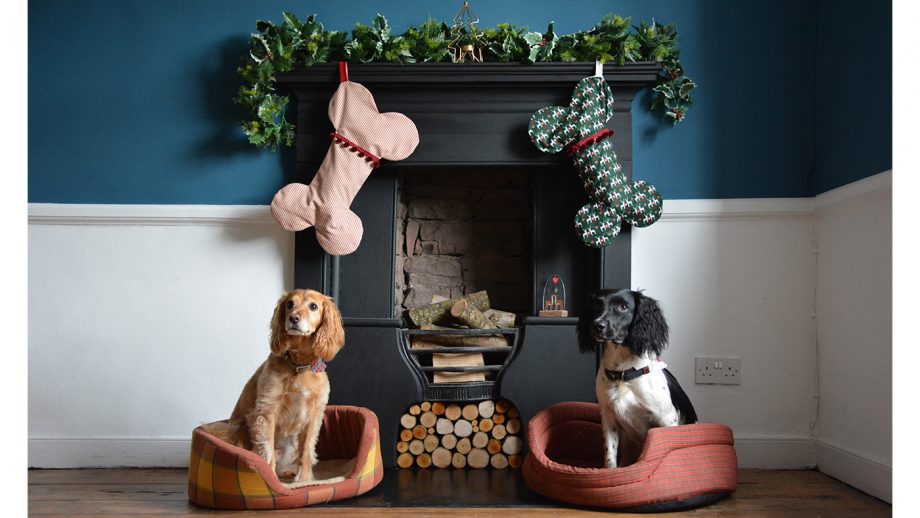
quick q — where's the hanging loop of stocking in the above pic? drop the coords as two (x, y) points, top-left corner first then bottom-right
(339, 61), (349, 83)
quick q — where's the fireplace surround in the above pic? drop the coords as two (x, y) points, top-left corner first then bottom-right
(276, 62), (659, 468)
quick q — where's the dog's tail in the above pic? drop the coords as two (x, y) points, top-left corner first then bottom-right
(201, 420), (245, 447)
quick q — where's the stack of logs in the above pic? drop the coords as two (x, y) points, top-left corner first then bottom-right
(408, 291), (515, 383)
(396, 400), (523, 469)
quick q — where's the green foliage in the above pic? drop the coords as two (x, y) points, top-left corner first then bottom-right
(236, 12), (695, 149)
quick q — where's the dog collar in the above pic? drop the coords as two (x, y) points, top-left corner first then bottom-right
(604, 359), (665, 383)
(283, 352), (327, 374)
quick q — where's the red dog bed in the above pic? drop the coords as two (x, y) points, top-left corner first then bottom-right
(188, 405), (383, 510)
(523, 402), (737, 511)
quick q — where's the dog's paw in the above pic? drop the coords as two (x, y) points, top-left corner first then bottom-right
(293, 466), (314, 484)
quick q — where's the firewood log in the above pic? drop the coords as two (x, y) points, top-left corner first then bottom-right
(490, 453), (509, 469)
(454, 419), (473, 438)
(397, 453), (414, 469)
(396, 441), (409, 453)
(416, 453), (432, 468)
(492, 424), (507, 440)
(431, 402), (446, 415)
(478, 400), (495, 419)
(445, 404), (462, 421)
(506, 418), (521, 435)
(495, 400), (510, 414)
(483, 309), (516, 328)
(441, 433), (458, 450)
(486, 439), (502, 455)
(472, 431), (489, 449)
(420, 411), (437, 429)
(467, 448), (489, 469)
(502, 436), (523, 455)
(409, 404), (421, 416)
(462, 404), (479, 421)
(436, 418), (454, 436)
(508, 454), (522, 469)
(400, 414), (417, 430)
(456, 437), (472, 455)
(417, 325), (508, 347)
(412, 425), (427, 440)
(507, 406), (520, 419)
(408, 291), (490, 327)
(432, 447), (452, 468)
(424, 434), (439, 453)
(452, 452), (467, 469)
(450, 298), (497, 329)
(431, 348), (485, 383)
(408, 439), (425, 456)
(479, 418), (494, 433)
(493, 414), (506, 425)
(400, 429), (413, 442)
(420, 401), (432, 412)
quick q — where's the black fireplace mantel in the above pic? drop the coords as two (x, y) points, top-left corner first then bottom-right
(277, 62), (661, 168)
(277, 63), (662, 468)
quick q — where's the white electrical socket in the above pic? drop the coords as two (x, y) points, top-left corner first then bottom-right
(695, 357), (741, 385)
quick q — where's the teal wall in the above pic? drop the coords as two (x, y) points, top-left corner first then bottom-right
(28, 0), (890, 204)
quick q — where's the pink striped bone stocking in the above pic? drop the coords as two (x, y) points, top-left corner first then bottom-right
(271, 79), (419, 256)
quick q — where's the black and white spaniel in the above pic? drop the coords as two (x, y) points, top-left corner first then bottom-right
(577, 289), (698, 468)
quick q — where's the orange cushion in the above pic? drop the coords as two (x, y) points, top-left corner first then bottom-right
(188, 405), (383, 510)
(522, 401), (738, 510)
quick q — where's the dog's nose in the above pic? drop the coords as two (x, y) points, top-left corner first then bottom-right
(289, 315), (300, 324)
(592, 321), (607, 332)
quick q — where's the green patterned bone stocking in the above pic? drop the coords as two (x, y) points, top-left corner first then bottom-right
(528, 76), (663, 247)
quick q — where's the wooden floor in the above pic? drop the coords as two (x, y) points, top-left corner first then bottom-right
(28, 468), (890, 516)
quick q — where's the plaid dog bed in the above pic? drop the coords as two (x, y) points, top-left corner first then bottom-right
(188, 405), (383, 510)
(522, 401), (737, 511)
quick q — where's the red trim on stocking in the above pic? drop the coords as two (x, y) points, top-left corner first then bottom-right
(339, 61), (349, 83)
(330, 132), (381, 168)
(565, 128), (615, 157)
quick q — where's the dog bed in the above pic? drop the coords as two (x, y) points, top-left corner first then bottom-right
(188, 405), (383, 510)
(522, 401), (738, 511)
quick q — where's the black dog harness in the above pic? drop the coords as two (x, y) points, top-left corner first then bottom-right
(604, 366), (652, 383)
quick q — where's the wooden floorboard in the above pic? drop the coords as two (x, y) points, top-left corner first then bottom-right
(28, 468), (891, 516)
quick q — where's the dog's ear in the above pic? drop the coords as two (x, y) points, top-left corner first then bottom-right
(629, 292), (669, 357)
(576, 293), (598, 354)
(314, 296), (345, 362)
(269, 292), (290, 356)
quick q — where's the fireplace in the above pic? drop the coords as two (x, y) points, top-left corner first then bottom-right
(276, 62), (658, 469)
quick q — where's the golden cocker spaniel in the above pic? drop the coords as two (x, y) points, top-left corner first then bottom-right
(204, 289), (345, 484)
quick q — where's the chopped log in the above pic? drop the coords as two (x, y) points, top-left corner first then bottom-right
(416, 325), (508, 347)
(408, 291), (490, 327)
(452, 452), (467, 469)
(432, 447), (452, 468)
(467, 448), (489, 469)
(456, 437), (472, 455)
(462, 404), (479, 421)
(431, 348), (485, 383)
(436, 418), (454, 436)
(472, 432), (489, 449)
(397, 453), (414, 469)
(484, 309), (516, 328)
(486, 439), (502, 455)
(445, 404), (462, 421)
(412, 425), (427, 440)
(427, 428), (435, 435)
(472, 425), (479, 433)
(502, 436), (523, 455)
(441, 433), (458, 450)
(420, 401), (431, 412)
(492, 414), (506, 425)
(495, 400), (510, 414)
(490, 453), (509, 469)
(400, 414), (417, 430)
(478, 400), (495, 419)
(450, 298), (497, 329)
(507, 406), (520, 419)
(492, 424), (507, 440)
(420, 411), (437, 429)
(506, 418), (521, 435)
(431, 294), (450, 303)
(508, 454), (522, 469)
(408, 439), (425, 456)
(399, 429), (413, 442)
(409, 404), (422, 416)
(431, 402), (446, 415)
(424, 434), (439, 453)
(454, 419), (473, 438)
(416, 453), (432, 468)
(396, 441), (409, 453)
(479, 418), (494, 433)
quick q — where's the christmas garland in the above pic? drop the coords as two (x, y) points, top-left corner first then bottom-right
(237, 13), (695, 150)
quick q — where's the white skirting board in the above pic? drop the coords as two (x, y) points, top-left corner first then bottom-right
(816, 438), (892, 502)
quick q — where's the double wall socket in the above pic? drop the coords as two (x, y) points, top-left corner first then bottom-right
(695, 357), (741, 385)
